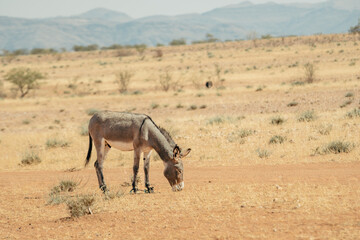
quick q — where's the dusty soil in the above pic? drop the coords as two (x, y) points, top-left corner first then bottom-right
(1, 162), (359, 239)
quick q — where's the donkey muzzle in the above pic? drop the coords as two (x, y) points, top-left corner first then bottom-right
(172, 181), (184, 192)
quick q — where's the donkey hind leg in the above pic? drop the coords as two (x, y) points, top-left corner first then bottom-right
(94, 140), (110, 193)
(130, 148), (141, 193)
(143, 150), (154, 193)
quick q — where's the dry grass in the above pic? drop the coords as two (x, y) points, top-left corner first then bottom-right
(0, 33), (360, 238)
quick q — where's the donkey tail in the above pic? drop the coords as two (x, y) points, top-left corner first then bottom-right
(85, 134), (92, 167)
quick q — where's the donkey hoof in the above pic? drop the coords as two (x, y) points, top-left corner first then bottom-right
(145, 186), (154, 193)
(100, 185), (108, 193)
(130, 188), (138, 194)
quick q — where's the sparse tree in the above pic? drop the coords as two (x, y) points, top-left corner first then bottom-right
(169, 38), (186, 46)
(134, 44), (147, 55)
(349, 18), (360, 35)
(4, 67), (44, 98)
(205, 33), (218, 43)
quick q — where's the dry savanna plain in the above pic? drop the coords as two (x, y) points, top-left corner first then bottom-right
(0, 34), (360, 239)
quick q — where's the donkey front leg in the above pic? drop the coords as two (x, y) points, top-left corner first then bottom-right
(131, 149), (141, 193)
(143, 150), (154, 193)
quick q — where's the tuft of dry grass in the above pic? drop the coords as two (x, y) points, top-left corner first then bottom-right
(314, 141), (354, 155)
(46, 138), (70, 148)
(269, 135), (286, 144)
(270, 116), (285, 125)
(66, 195), (96, 217)
(48, 180), (79, 205)
(298, 110), (317, 122)
(346, 108), (360, 118)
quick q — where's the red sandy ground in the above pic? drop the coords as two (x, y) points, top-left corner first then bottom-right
(0, 162), (359, 239)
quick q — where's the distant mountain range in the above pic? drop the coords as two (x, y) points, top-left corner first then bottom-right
(0, 0), (359, 51)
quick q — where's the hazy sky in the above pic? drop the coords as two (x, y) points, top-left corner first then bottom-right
(0, 0), (327, 19)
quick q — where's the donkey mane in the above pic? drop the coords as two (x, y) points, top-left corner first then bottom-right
(140, 116), (176, 147)
(159, 127), (176, 147)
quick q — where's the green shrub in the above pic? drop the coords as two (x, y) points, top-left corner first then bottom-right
(169, 38), (186, 46)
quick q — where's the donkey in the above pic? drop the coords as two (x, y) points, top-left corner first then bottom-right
(85, 111), (191, 193)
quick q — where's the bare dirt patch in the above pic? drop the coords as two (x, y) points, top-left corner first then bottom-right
(0, 162), (359, 239)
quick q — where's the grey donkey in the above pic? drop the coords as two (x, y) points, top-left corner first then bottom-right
(85, 111), (191, 193)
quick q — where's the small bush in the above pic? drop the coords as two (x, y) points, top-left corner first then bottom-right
(51, 180), (78, 195)
(151, 103), (159, 109)
(21, 151), (41, 165)
(159, 70), (173, 92)
(287, 101), (298, 107)
(291, 81), (305, 86)
(188, 105), (197, 110)
(46, 138), (69, 148)
(256, 149), (270, 158)
(304, 62), (316, 83)
(22, 119), (31, 125)
(346, 108), (360, 118)
(340, 100), (352, 108)
(269, 135), (285, 144)
(314, 141), (354, 155)
(169, 38), (186, 46)
(298, 110), (316, 122)
(227, 129), (254, 143)
(176, 103), (184, 109)
(207, 116), (224, 125)
(318, 124), (332, 135)
(345, 92), (354, 98)
(47, 180), (80, 205)
(66, 195), (95, 217)
(271, 116), (285, 125)
(115, 70), (133, 93)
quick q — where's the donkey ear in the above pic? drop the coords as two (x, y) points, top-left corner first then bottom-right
(173, 145), (181, 159)
(181, 148), (191, 158)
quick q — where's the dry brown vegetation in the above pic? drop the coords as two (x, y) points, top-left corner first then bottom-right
(0, 34), (360, 239)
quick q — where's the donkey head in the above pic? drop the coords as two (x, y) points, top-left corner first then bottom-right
(164, 145), (191, 191)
